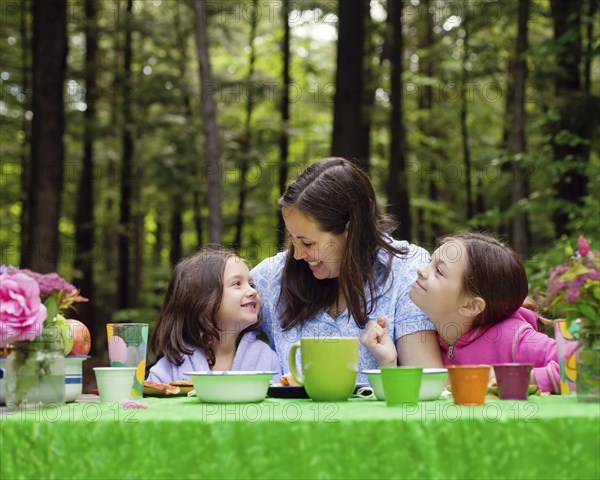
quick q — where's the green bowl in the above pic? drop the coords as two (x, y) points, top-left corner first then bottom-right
(184, 371), (275, 403)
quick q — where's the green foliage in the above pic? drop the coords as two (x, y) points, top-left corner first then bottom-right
(0, 0), (598, 322)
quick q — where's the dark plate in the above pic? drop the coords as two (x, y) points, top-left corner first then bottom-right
(267, 385), (309, 399)
(267, 383), (371, 399)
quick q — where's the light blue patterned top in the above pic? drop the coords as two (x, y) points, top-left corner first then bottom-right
(251, 238), (433, 382)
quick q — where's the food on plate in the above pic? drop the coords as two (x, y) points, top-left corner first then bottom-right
(169, 380), (193, 387)
(280, 373), (300, 387)
(143, 380), (181, 395)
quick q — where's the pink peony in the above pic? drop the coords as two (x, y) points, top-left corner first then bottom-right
(577, 235), (590, 256)
(0, 272), (47, 346)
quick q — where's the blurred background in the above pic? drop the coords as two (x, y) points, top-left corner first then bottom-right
(0, 0), (598, 375)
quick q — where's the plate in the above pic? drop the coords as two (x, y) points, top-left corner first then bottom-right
(487, 385), (538, 396)
(143, 385), (194, 397)
(267, 385), (309, 399)
(267, 383), (371, 399)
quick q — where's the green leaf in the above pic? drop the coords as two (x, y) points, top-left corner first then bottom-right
(578, 304), (599, 323)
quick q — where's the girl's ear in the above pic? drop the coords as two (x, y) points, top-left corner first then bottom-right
(458, 296), (486, 317)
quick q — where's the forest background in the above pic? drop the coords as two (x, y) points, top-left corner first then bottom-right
(0, 0), (598, 355)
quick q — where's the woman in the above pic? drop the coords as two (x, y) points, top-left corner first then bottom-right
(251, 157), (443, 380)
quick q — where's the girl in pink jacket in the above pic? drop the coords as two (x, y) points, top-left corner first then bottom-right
(407, 232), (559, 393)
(361, 232), (560, 392)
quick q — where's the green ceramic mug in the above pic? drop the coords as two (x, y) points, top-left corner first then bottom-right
(288, 337), (358, 402)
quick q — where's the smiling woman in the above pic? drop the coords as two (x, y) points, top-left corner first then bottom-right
(251, 157), (444, 381)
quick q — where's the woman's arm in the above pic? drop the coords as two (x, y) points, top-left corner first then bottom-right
(396, 330), (444, 367)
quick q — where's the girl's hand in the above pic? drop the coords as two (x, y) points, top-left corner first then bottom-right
(360, 317), (397, 367)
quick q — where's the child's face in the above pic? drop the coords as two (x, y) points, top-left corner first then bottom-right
(215, 257), (261, 330)
(409, 240), (470, 323)
(282, 206), (348, 280)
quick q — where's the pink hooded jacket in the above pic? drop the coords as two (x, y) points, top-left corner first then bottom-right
(439, 307), (560, 393)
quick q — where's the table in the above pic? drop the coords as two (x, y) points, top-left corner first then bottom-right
(1, 395), (598, 479)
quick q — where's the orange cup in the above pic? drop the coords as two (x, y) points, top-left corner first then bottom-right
(447, 365), (490, 406)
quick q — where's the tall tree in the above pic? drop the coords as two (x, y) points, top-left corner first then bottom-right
(387, 0), (411, 241)
(234, 0), (259, 251)
(549, 0), (589, 235)
(174, 1), (203, 250)
(416, 0), (442, 245)
(117, 0), (135, 308)
(277, 0), (291, 250)
(331, 0), (368, 170)
(509, 0), (530, 258)
(25, 0), (67, 272)
(460, 6), (473, 221)
(18, 0), (31, 266)
(73, 0), (99, 348)
(194, 0), (222, 244)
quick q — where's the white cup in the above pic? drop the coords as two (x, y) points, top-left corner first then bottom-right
(65, 356), (89, 403)
(93, 367), (136, 403)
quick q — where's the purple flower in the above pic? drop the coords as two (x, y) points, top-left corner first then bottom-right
(0, 272), (47, 346)
(19, 270), (76, 296)
(577, 235), (590, 256)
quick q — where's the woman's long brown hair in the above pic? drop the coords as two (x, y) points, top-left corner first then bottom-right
(278, 157), (408, 330)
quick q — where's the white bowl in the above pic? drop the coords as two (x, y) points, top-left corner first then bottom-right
(419, 368), (449, 401)
(185, 371), (275, 403)
(362, 369), (385, 400)
(362, 368), (448, 401)
(65, 356), (89, 403)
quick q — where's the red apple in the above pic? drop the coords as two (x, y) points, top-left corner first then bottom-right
(66, 319), (92, 356)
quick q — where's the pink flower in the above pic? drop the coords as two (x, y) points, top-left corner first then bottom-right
(0, 272), (47, 346)
(577, 235), (590, 256)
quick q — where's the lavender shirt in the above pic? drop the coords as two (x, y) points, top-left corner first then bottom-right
(146, 331), (281, 383)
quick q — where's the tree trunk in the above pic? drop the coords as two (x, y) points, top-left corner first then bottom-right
(194, 0), (222, 244)
(387, 0), (411, 241)
(331, 0), (368, 170)
(73, 0), (98, 350)
(132, 188), (143, 308)
(359, 6), (374, 173)
(584, 0), (597, 95)
(510, 0), (530, 259)
(550, 0), (589, 235)
(19, 0), (31, 266)
(117, 0), (135, 308)
(234, 0), (259, 251)
(416, 0), (439, 245)
(460, 10), (473, 221)
(25, 0), (67, 272)
(174, 1), (200, 253)
(277, 0), (290, 250)
(193, 189), (203, 248)
(170, 194), (184, 267)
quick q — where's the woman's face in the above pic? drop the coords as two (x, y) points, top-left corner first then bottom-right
(282, 206), (348, 280)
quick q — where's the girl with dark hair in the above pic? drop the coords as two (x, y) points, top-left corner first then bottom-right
(404, 232), (559, 392)
(147, 250), (279, 383)
(251, 157), (443, 381)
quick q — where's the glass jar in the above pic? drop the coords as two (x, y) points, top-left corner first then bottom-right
(576, 323), (600, 403)
(5, 340), (65, 408)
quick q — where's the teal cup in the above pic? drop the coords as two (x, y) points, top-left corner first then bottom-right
(380, 366), (423, 406)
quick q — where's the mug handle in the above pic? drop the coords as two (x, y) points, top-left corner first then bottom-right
(288, 341), (304, 386)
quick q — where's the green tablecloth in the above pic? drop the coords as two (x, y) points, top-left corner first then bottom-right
(1, 395), (599, 479)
